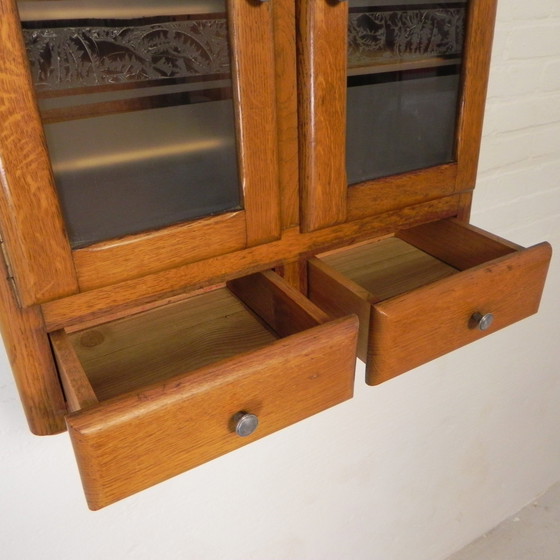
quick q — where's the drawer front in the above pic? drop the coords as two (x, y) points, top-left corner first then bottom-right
(66, 315), (358, 510)
(369, 243), (551, 384)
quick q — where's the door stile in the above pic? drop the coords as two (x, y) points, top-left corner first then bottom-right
(0, 0), (78, 306)
(298, 0), (348, 232)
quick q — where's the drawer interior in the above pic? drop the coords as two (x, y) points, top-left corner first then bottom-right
(51, 271), (331, 411)
(317, 219), (520, 304)
(318, 236), (458, 303)
(49, 270), (358, 509)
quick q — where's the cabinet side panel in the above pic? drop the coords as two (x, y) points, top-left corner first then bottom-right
(0, 256), (67, 434)
(0, 0), (78, 306)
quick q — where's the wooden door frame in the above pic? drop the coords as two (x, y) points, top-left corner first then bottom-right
(0, 0), (281, 303)
(298, 0), (498, 232)
(0, 0), (79, 306)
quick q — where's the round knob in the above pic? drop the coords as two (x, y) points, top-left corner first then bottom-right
(233, 412), (259, 437)
(471, 312), (494, 331)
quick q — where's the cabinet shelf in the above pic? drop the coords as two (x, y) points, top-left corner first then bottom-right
(40, 84), (233, 124)
(348, 56), (461, 78)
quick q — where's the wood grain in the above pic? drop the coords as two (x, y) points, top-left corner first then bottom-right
(0, 0), (550, 518)
(228, 270), (330, 336)
(65, 287), (279, 401)
(308, 257), (373, 361)
(308, 237), (457, 361)
(347, 164), (459, 221)
(1, 0), (284, 303)
(0, 250), (67, 434)
(66, 315), (358, 509)
(276, 260), (308, 293)
(229, 0), (281, 245)
(308, 221), (552, 384)
(273, 0), (300, 229)
(396, 218), (520, 269)
(41, 195), (461, 331)
(298, 0), (348, 231)
(0, 0), (78, 306)
(317, 237), (457, 303)
(73, 211), (246, 291)
(51, 330), (98, 413)
(455, 0), (498, 190)
(58, 271), (331, 402)
(456, 192), (474, 222)
(368, 242), (552, 384)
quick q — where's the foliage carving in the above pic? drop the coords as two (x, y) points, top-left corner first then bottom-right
(23, 17), (230, 91)
(348, 7), (466, 67)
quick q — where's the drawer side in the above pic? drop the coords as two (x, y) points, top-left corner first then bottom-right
(51, 330), (98, 413)
(308, 258), (372, 361)
(396, 218), (519, 270)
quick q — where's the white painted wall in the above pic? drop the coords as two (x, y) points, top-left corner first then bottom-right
(1, 2), (559, 559)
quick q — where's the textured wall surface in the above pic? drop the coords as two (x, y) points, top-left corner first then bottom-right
(1, 2), (559, 559)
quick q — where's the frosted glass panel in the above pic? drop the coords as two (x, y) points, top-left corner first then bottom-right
(346, 0), (467, 185)
(19, 1), (240, 248)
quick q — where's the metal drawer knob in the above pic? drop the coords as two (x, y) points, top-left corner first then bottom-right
(471, 312), (494, 331)
(233, 412), (259, 437)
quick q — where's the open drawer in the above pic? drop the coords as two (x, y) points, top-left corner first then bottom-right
(308, 219), (552, 385)
(50, 271), (358, 510)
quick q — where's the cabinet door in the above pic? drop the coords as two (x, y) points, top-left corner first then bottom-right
(299, 0), (497, 231)
(0, 0), (280, 304)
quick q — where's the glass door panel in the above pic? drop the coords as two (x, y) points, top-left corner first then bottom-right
(346, 0), (468, 185)
(18, 1), (241, 248)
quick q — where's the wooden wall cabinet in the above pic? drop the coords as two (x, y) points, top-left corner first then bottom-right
(0, 0), (551, 508)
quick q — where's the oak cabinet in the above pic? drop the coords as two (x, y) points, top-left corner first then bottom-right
(0, 0), (551, 508)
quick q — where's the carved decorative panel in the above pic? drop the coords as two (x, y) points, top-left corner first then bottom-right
(22, 16), (230, 93)
(348, 5), (466, 68)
